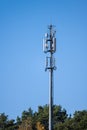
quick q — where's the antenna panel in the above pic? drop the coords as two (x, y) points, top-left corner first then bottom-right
(45, 33), (48, 38)
(43, 38), (48, 53)
(52, 38), (56, 52)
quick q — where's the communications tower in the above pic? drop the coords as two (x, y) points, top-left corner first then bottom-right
(43, 25), (56, 130)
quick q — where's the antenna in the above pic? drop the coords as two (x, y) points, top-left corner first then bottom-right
(43, 25), (56, 130)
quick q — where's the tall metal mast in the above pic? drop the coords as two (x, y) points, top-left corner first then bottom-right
(43, 25), (56, 130)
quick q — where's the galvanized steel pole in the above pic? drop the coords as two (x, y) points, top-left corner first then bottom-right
(43, 25), (56, 130)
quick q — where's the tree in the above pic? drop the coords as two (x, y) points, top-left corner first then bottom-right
(1, 105), (87, 130)
(54, 110), (87, 130)
(73, 110), (87, 130)
(53, 105), (68, 124)
(17, 108), (33, 130)
(0, 113), (17, 130)
(37, 105), (49, 130)
(0, 113), (8, 129)
(36, 122), (45, 130)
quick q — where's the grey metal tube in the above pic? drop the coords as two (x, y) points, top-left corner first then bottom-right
(49, 65), (53, 130)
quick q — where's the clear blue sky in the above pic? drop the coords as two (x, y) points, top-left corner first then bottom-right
(0, 0), (87, 120)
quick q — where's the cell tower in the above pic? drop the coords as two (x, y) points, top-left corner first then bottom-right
(43, 25), (56, 130)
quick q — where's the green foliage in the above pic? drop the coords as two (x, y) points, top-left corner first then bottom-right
(0, 105), (87, 130)
(37, 105), (49, 130)
(0, 113), (18, 130)
(54, 110), (87, 130)
(0, 113), (8, 129)
(53, 105), (68, 123)
(73, 110), (87, 130)
(22, 107), (33, 121)
(16, 116), (21, 125)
